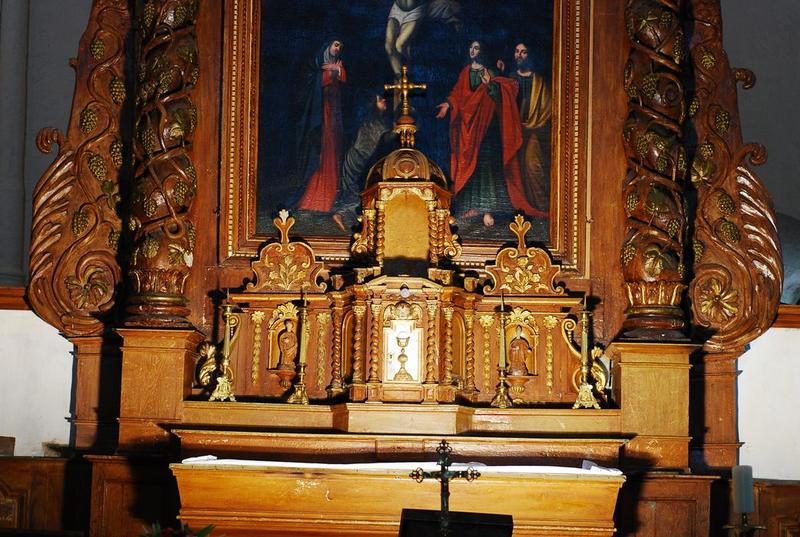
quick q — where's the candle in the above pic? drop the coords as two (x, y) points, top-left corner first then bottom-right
(499, 292), (507, 369)
(298, 298), (309, 365)
(732, 465), (755, 514)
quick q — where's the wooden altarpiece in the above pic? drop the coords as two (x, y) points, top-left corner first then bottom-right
(16, 0), (783, 536)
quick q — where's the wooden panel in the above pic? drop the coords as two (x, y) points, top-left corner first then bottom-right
(173, 463), (624, 537)
(753, 480), (800, 537)
(87, 456), (178, 537)
(0, 288), (27, 310)
(0, 458), (89, 532)
(616, 473), (716, 537)
(773, 305), (800, 328)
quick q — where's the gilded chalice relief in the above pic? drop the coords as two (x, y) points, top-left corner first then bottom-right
(255, 0), (554, 244)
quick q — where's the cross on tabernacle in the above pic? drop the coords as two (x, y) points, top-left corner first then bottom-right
(384, 65), (427, 118)
(410, 440), (481, 536)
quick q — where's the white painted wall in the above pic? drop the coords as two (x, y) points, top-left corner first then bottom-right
(0, 310), (73, 456)
(738, 327), (800, 480)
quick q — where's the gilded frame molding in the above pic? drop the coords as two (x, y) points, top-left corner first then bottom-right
(220, 0), (590, 274)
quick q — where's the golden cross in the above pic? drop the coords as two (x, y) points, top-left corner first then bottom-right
(384, 65), (427, 118)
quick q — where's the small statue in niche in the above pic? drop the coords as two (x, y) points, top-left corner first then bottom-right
(277, 319), (298, 369)
(508, 325), (534, 377)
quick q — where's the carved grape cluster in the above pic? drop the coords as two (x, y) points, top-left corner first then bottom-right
(80, 107), (98, 134)
(87, 153), (107, 181)
(72, 210), (89, 236)
(109, 139), (123, 169)
(621, 243), (637, 265)
(716, 192), (736, 216)
(718, 220), (741, 243)
(109, 77), (126, 104)
(90, 37), (105, 60)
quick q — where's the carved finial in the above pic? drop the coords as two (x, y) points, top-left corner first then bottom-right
(509, 214), (531, 254)
(274, 209), (295, 244)
(384, 65), (427, 148)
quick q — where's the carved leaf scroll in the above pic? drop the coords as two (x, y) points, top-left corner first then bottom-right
(246, 211), (328, 293)
(484, 215), (564, 296)
(686, 0), (782, 352)
(28, 0), (130, 336)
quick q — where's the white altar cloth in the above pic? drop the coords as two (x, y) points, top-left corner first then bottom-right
(180, 454), (622, 476)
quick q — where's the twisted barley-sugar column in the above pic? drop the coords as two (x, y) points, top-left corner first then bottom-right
(329, 307), (344, 393)
(428, 204), (439, 263)
(443, 307), (454, 384)
(620, 0), (689, 339)
(125, 0), (200, 327)
(368, 303), (382, 382)
(463, 309), (477, 392)
(352, 305), (366, 383)
(425, 302), (439, 383)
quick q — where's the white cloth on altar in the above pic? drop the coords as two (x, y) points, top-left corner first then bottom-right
(180, 455), (622, 476)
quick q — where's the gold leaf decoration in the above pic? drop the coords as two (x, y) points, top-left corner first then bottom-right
(143, 197), (157, 217)
(699, 140), (714, 159)
(716, 191), (736, 215)
(141, 236), (159, 259)
(625, 190), (640, 212)
(65, 268), (109, 309)
(642, 245), (673, 278)
(173, 180), (190, 206)
(718, 219), (741, 243)
(109, 77), (126, 104)
(693, 240), (705, 262)
(621, 243), (637, 265)
(700, 49), (716, 70)
(714, 109), (731, 134)
(87, 153), (107, 181)
(641, 73), (658, 99)
(90, 37), (105, 60)
(688, 96), (700, 117)
(80, 107), (98, 134)
(108, 230), (120, 250)
(72, 210), (89, 236)
(110, 139), (123, 169)
(698, 278), (739, 323)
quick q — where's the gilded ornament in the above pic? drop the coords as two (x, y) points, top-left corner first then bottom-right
(641, 73), (658, 100)
(142, 2), (157, 31)
(699, 141), (714, 159)
(185, 163), (197, 185)
(109, 139), (123, 168)
(655, 155), (668, 173)
(177, 44), (197, 64)
(108, 230), (120, 250)
(167, 243), (190, 266)
(128, 216), (141, 231)
(267, 257), (307, 291)
(90, 37), (105, 60)
(659, 10), (673, 28)
(635, 134), (649, 157)
(72, 210), (89, 236)
(676, 147), (687, 174)
(691, 156), (714, 185)
(189, 67), (200, 86)
(716, 191), (736, 215)
(714, 109), (731, 134)
(143, 196), (157, 217)
(718, 219), (741, 243)
(158, 68), (176, 94)
(65, 268), (108, 309)
(700, 49), (716, 70)
(250, 311), (266, 385)
(101, 181), (120, 209)
(642, 245), (672, 278)
(621, 243), (636, 265)
(672, 30), (685, 64)
(173, 180), (191, 206)
(667, 218), (681, 238)
(698, 278), (739, 323)
(141, 236), (159, 259)
(644, 187), (670, 218)
(677, 262), (685, 279)
(625, 190), (640, 212)
(688, 96), (700, 118)
(172, 4), (188, 26)
(87, 153), (107, 181)
(693, 240), (705, 262)
(109, 77), (126, 104)
(139, 126), (157, 155)
(186, 222), (196, 251)
(79, 107), (98, 134)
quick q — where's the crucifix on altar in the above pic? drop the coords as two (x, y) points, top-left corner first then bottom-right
(385, 65), (427, 148)
(401, 440), (513, 537)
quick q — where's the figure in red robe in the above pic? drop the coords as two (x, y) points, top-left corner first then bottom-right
(296, 40), (347, 212)
(436, 41), (546, 226)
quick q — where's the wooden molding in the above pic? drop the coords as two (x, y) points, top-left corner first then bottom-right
(773, 304), (800, 328)
(0, 287), (28, 310)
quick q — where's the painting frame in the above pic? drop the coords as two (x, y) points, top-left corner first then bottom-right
(220, 0), (590, 274)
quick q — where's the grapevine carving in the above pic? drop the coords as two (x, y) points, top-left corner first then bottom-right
(125, 0), (200, 326)
(621, 0), (689, 338)
(686, 0), (782, 352)
(28, 1), (130, 336)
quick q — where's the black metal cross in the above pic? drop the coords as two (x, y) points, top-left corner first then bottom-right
(410, 440), (481, 536)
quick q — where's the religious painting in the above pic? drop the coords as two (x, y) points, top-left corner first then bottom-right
(222, 0), (589, 271)
(256, 0), (553, 240)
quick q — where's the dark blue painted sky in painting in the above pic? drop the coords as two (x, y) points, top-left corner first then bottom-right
(257, 0), (553, 222)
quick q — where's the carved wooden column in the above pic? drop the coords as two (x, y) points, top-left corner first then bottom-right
(368, 303), (382, 383)
(349, 304), (367, 401)
(28, 0), (131, 453)
(685, 0), (782, 469)
(328, 303), (345, 396)
(463, 306), (478, 397)
(621, 0), (689, 339)
(125, 0), (200, 327)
